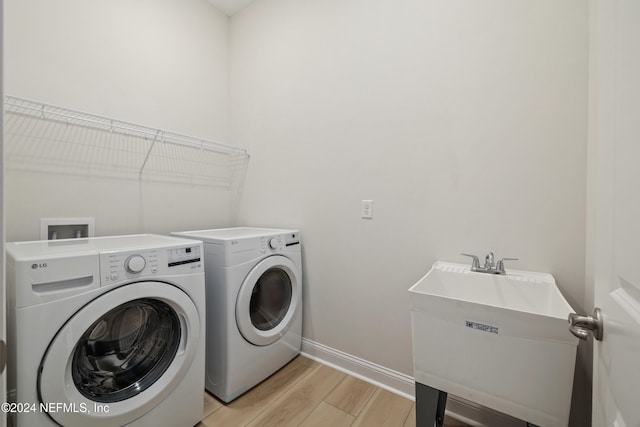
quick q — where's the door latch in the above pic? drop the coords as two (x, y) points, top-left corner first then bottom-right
(568, 307), (603, 341)
(0, 340), (6, 374)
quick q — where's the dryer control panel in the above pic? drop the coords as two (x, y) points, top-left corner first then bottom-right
(261, 232), (300, 254)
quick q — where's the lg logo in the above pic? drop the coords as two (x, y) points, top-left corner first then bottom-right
(31, 263), (48, 269)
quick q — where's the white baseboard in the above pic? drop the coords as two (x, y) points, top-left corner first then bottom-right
(300, 337), (415, 400)
(300, 338), (524, 427)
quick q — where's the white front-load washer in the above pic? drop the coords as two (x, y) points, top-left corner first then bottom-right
(171, 227), (302, 402)
(6, 234), (206, 427)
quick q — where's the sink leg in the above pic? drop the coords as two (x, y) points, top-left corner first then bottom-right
(415, 382), (447, 427)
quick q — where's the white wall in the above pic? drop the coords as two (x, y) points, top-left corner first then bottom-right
(230, 0), (588, 424)
(4, 0), (233, 241)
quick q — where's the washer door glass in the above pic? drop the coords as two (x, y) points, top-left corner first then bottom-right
(39, 281), (201, 427)
(250, 268), (292, 331)
(72, 298), (181, 403)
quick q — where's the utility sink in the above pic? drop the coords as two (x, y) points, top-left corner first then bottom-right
(409, 262), (578, 427)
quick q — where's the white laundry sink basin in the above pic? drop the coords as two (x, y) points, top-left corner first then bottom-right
(409, 262), (578, 427)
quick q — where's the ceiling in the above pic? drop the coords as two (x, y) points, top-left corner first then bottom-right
(207, 0), (257, 16)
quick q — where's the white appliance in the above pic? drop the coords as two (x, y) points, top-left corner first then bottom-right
(6, 234), (206, 427)
(171, 227), (302, 402)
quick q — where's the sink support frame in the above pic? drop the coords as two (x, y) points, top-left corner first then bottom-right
(415, 382), (447, 427)
(415, 382), (542, 427)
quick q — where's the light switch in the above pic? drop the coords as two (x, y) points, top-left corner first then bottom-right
(361, 200), (373, 219)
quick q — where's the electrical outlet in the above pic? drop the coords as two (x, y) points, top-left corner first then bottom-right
(361, 200), (373, 219)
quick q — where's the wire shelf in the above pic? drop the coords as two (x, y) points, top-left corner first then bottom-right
(4, 96), (250, 187)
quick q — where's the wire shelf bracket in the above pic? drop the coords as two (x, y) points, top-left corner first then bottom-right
(139, 129), (162, 177)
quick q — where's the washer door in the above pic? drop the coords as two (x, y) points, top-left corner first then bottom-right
(236, 255), (300, 346)
(38, 281), (200, 427)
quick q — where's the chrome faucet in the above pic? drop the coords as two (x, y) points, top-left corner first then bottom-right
(461, 252), (518, 275)
(484, 252), (495, 270)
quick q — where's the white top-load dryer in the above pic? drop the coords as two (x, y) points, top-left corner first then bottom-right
(6, 234), (205, 427)
(171, 227), (302, 402)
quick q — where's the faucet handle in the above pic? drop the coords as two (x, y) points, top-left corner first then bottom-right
(460, 253), (480, 269)
(496, 257), (518, 273)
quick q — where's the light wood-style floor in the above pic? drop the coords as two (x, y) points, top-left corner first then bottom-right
(197, 356), (470, 427)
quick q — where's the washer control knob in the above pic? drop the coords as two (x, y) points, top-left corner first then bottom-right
(269, 238), (279, 249)
(125, 255), (146, 274)
(110, 273), (119, 281)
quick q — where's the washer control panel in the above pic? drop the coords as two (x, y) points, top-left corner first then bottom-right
(168, 245), (201, 267)
(125, 254), (147, 273)
(101, 249), (160, 284)
(99, 244), (202, 285)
